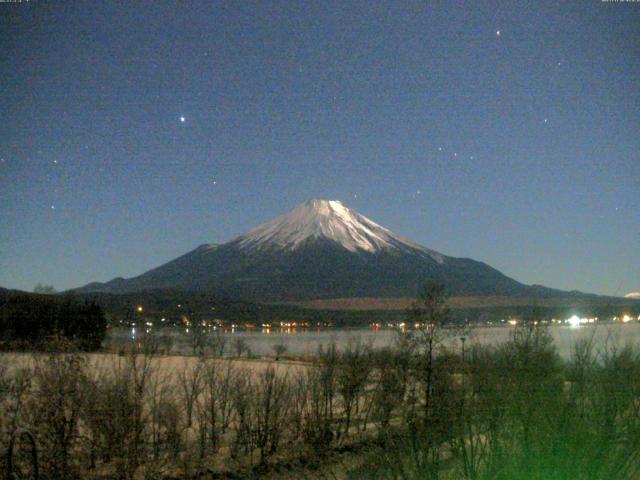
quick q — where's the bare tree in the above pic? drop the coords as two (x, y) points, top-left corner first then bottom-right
(371, 347), (406, 434)
(29, 351), (87, 479)
(400, 282), (456, 478)
(209, 328), (227, 357)
(158, 332), (174, 355)
(230, 369), (253, 459)
(303, 343), (338, 450)
(0, 366), (32, 438)
(273, 343), (287, 361)
(146, 367), (180, 478)
(407, 282), (452, 423)
(250, 366), (292, 465)
(81, 351), (156, 480)
(232, 337), (249, 358)
(178, 360), (205, 428)
(197, 359), (238, 455)
(289, 372), (309, 442)
(336, 340), (372, 441)
(187, 324), (207, 356)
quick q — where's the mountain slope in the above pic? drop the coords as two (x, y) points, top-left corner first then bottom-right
(76, 199), (578, 301)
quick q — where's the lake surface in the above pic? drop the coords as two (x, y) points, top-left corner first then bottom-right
(109, 323), (640, 359)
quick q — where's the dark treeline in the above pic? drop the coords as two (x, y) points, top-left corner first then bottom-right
(0, 292), (107, 350)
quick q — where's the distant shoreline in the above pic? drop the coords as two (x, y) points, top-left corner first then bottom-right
(278, 295), (640, 311)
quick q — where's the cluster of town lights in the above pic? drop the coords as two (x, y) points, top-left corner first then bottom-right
(127, 304), (638, 337)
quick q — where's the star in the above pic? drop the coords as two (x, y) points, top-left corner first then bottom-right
(180, 116), (186, 123)
(544, 118), (548, 124)
(496, 30), (501, 37)
(51, 205), (55, 210)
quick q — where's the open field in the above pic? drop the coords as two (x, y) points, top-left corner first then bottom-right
(0, 345), (382, 479)
(1, 352), (307, 378)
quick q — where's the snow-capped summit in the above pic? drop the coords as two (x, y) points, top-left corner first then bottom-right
(237, 199), (444, 261)
(625, 292), (640, 300)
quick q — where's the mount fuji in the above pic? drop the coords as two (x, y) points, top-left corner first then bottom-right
(77, 199), (570, 302)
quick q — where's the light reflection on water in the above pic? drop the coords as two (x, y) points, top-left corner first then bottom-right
(108, 323), (640, 359)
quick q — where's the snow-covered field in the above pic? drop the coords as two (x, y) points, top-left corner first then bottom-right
(1, 352), (307, 378)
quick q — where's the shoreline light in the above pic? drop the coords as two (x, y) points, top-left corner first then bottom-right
(568, 315), (581, 328)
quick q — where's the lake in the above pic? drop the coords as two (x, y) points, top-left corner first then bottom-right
(108, 322), (640, 359)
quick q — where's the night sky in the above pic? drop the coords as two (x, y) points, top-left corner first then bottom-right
(1, 1), (638, 296)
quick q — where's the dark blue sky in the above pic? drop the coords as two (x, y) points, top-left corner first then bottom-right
(1, 1), (638, 295)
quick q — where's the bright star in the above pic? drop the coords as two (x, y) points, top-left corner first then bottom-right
(496, 30), (501, 37)
(180, 116), (186, 123)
